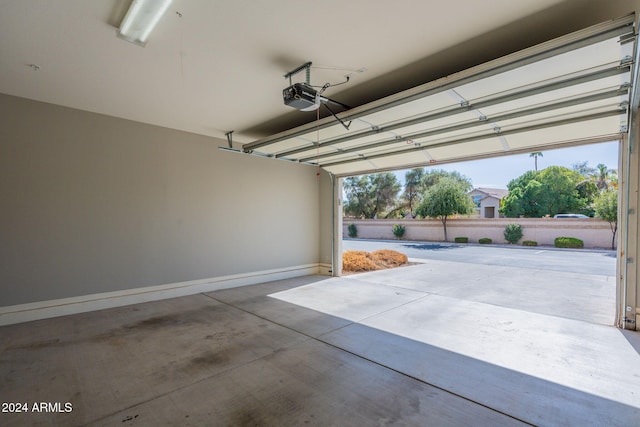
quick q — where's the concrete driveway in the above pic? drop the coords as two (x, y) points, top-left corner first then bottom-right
(268, 243), (639, 425)
(341, 238), (617, 325)
(343, 238), (617, 276)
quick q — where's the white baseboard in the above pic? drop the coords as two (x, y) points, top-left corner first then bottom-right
(317, 263), (333, 275)
(0, 263), (326, 326)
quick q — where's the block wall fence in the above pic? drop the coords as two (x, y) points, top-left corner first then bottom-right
(343, 218), (616, 249)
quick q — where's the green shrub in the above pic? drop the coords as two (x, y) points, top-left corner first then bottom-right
(478, 238), (492, 244)
(554, 237), (584, 248)
(392, 224), (406, 239)
(522, 240), (538, 246)
(347, 223), (358, 238)
(504, 223), (523, 244)
(454, 237), (469, 243)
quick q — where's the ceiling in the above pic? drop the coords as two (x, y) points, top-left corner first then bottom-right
(0, 1), (637, 168)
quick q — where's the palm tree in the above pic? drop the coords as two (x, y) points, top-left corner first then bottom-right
(594, 163), (617, 191)
(530, 152), (543, 171)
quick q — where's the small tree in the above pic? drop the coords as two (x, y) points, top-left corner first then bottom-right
(415, 178), (474, 242)
(347, 223), (358, 238)
(594, 189), (618, 249)
(392, 224), (406, 239)
(504, 223), (523, 244)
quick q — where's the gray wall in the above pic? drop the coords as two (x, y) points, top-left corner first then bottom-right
(0, 94), (324, 306)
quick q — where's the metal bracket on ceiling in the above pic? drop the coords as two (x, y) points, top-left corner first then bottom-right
(284, 61), (312, 85)
(225, 131), (234, 148)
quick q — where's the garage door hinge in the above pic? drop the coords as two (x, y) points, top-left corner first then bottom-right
(620, 55), (633, 66)
(624, 317), (636, 324)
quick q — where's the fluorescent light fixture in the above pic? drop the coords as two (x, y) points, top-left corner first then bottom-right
(117, 0), (173, 47)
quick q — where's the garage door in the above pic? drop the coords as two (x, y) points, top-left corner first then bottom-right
(241, 14), (635, 177)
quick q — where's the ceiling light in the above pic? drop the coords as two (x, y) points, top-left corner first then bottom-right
(117, 0), (173, 47)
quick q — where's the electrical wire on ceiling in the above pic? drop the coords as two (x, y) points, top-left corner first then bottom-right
(310, 76), (351, 91)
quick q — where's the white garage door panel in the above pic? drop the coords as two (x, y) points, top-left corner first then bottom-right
(256, 138), (314, 156)
(242, 14), (635, 177)
(323, 159), (386, 176)
(503, 116), (624, 149)
(474, 79), (627, 117)
(359, 92), (460, 126)
(496, 102), (624, 128)
(454, 40), (625, 101)
(389, 111), (484, 136)
(426, 138), (507, 159)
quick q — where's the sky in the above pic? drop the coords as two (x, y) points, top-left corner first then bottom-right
(393, 141), (620, 189)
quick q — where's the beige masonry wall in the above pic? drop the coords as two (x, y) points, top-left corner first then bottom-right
(344, 218), (616, 249)
(0, 94), (326, 308)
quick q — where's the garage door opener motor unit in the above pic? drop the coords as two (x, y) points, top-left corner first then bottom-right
(283, 83), (321, 111)
(282, 61), (352, 129)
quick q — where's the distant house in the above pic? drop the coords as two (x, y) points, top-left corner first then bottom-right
(469, 188), (509, 218)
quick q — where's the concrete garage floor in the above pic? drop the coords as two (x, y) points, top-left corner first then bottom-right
(1, 264), (639, 426)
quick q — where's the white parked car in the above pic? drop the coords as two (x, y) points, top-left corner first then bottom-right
(553, 213), (589, 218)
